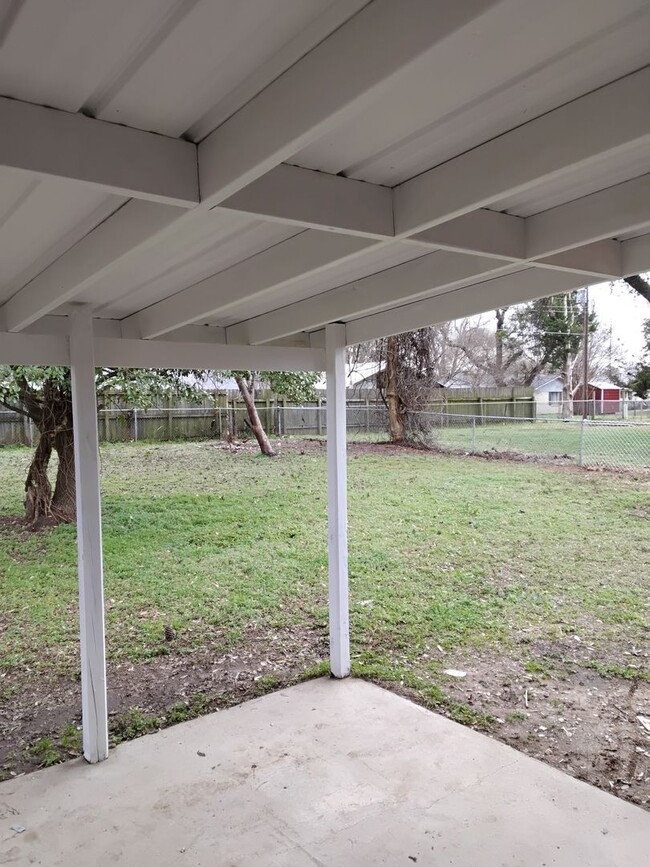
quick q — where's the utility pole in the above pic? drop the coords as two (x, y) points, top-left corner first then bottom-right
(582, 287), (589, 419)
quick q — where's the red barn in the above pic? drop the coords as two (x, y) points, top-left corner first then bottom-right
(574, 381), (623, 415)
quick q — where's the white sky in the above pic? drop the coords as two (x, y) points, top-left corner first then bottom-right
(588, 280), (649, 363)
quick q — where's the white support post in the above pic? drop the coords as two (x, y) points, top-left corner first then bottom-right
(326, 323), (350, 678)
(69, 308), (109, 763)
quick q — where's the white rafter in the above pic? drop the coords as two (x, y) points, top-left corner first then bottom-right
(345, 268), (587, 346)
(0, 5), (646, 345)
(226, 252), (515, 345)
(622, 233), (650, 277)
(217, 163), (394, 239)
(393, 67), (650, 236)
(525, 174), (650, 259)
(122, 231), (376, 340)
(197, 0), (501, 205)
(3, 200), (183, 333)
(0, 97), (199, 207)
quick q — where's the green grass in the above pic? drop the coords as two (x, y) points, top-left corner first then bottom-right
(0, 440), (649, 728)
(586, 660), (650, 680)
(422, 418), (650, 469)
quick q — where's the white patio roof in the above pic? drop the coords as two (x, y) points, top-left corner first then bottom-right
(1, 0), (649, 372)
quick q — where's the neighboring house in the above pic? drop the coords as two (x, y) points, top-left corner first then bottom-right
(533, 374), (565, 412)
(534, 375), (627, 415)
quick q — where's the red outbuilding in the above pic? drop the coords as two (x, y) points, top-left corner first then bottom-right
(574, 381), (623, 415)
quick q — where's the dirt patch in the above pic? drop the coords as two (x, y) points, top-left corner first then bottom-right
(432, 639), (650, 810)
(3, 629), (648, 810)
(0, 621), (327, 777)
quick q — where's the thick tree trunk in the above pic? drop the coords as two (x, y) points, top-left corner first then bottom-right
(24, 434), (54, 526)
(23, 383), (76, 526)
(385, 336), (405, 442)
(234, 374), (276, 456)
(51, 427), (76, 522)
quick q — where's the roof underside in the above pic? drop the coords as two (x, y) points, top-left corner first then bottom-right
(1, 0), (649, 370)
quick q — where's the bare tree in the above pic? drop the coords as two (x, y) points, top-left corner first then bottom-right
(208, 370), (318, 456)
(231, 371), (276, 456)
(451, 309), (546, 387)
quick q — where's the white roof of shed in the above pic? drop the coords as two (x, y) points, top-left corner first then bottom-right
(1, 0), (650, 371)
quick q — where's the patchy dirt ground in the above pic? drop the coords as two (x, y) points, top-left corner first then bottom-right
(2, 629), (648, 810)
(422, 639), (650, 809)
(0, 621), (328, 776)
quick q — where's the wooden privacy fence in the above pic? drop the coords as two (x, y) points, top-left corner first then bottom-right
(0, 387), (534, 446)
(424, 386), (536, 421)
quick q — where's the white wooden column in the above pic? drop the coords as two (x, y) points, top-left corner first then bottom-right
(326, 323), (350, 677)
(69, 307), (109, 762)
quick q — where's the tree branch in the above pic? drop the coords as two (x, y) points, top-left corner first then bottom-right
(0, 398), (32, 419)
(624, 274), (650, 303)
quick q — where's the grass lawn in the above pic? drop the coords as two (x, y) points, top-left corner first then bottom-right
(426, 418), (650, 469)
(0, 440), (649, 804)
(349, 417), (650, 470)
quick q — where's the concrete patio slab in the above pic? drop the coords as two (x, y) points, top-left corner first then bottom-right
(0, 678), (647, 866)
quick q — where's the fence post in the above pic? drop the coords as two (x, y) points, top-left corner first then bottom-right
(579, 418), (586, 467)
(168, 395), (173, 439)
(365, 396), (370, 433)
(472, 416), (476, 451)
(133, 408), (139, 442)
(316, 397), (323, 435)
(23, 414), (33, 446)
(217, 394), (226, 440)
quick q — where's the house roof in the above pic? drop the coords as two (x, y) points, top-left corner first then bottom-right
(1, 1), (650, 371)
(533, 375), (564, 391)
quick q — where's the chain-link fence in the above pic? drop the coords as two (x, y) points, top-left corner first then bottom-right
(2, 402), (648, 472)
(536, 398), (650, 421)
(390, 410), (650, 471)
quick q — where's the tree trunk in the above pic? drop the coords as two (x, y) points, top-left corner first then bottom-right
(494, 308), (507, 386)
(561, 354), (574, 419)
(23, 380), (76, 526)
(24, 434), (54, 526)
(234, 374), (276, 456)
(50, 426), (76, 522)
(385, 336), (405, 442)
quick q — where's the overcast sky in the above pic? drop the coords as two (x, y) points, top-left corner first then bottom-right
(589, 280), (649, 365)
